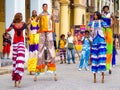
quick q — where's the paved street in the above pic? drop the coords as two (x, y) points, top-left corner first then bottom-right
(0, 50), (120, 90)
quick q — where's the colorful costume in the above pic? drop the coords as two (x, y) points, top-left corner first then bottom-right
(102, 12), (113, 70)
(79, 36), (92, 70)
(88, 20), (107, 73)
(7, 23), (27, 81)
(58, 39), (66, 63)
(35, 12), (56, 74)
(27, 17), (39, 72)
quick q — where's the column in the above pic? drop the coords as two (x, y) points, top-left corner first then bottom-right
(30, 0), (52, 16)
(94, 0), (98, 11)
(74, 4), (86, 25)
(5, 0), (25, 28)
(99, 0), (102, 12)
(59, 1), (69, 36)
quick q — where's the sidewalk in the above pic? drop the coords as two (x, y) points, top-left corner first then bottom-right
(0, 51), (80, 75)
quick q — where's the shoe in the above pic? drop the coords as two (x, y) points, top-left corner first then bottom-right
(112, 65), (115, 68)
(109, 70), (112, 74)
(68, 62), (70, 64)
(73, 61), (75, 64)
(60, 62), (63, 64)
(78, 68), (81, 71)
(86, 68), (89, 71)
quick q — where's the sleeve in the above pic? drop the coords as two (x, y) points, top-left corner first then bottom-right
(6, 24), (14, 32)
(89, 36), (93, 42)
(88, 21), (93, 27)
(101, 21), (108, 27)
(20, 23), (28, 30)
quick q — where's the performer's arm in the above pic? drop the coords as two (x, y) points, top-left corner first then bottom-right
(51, 15), (55, 31)
(111, 13), (116, 28)
(6, 24), (14, 32)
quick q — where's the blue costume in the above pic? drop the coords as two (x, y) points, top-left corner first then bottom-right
(79, 36), (92, 70)
(88, 20), (107, 73)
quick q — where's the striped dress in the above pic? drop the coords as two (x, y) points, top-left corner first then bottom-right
(6, 23), (27, 81)
(88, 20), (107, 73)
(27, 17), (39, 72)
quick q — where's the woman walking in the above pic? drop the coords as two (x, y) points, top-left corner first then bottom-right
(6, 13), (28, 88)
(88, 11), (107, 83)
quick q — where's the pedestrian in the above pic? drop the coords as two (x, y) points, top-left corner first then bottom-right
(112, 37), (117, 67)
(34, 3), (57, 81)
(27, 10), (39, 75)
(6, 13), (29, 88)
(78, 30), (92, 71)
(53, 31), (57, 50)
(66, 32), (75, 64)
(101, 5), (115, 74)
(2, 32), (11, 60)
(58, 34), (66, 64)
(88, 11), (107, 83)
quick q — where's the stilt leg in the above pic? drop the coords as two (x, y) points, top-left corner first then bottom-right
(94, 73), (96, 83)
(34, 72), (40, 81)
(14, 81), (17, 87)
(17, 80), (21, 88)
(109, 69), (112, 74)
(54, 72), (58, 81)
(102, 72), (104, 83)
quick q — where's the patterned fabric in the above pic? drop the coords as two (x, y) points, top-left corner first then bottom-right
(28, 17), (39, 72)
(79, 37), (91, 69)
(59, 48), (66, 61)
(36, 32), (56, 73)
(12, 42), (25, 81)
(39, 12), (53, 32)
(89, 20), (107, 73)
(112, 46), (117, 66)
(101, 12), (113, 70)
(6, 23), (27, 43)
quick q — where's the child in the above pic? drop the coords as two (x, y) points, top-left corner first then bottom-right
(58, 34), (66, 64)
(2, 32), (11, 59)
(78, 30), (92, 71)
(88, 11), (107, 83)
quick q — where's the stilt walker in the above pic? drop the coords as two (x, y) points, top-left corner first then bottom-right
(89, 11), (107, 83)
(101, 6), (115, 74)
(34, 3), (57, 81)
(27, 10), (39, 74)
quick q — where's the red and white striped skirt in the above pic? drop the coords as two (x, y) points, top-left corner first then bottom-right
(12, 42), (25, 81)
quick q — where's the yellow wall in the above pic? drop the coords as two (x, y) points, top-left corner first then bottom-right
(0, 22), (5, 52)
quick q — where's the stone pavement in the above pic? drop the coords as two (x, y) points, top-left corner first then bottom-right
(0, 49), (120, 90)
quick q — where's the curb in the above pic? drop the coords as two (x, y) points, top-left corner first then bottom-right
(0, 51), (80, 75)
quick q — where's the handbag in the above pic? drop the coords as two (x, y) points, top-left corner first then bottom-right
(68, 43), (74, 49)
